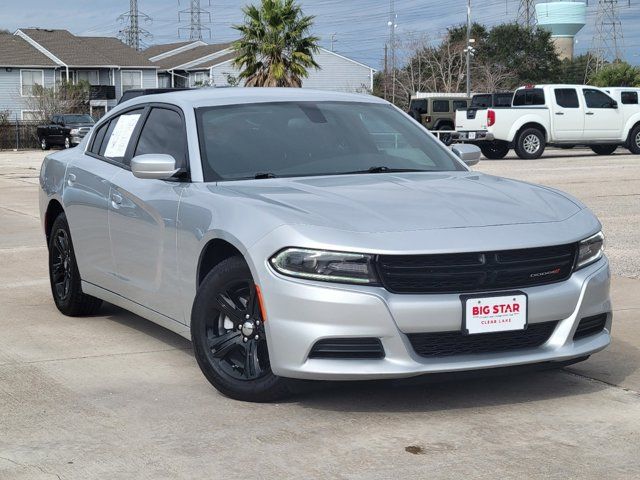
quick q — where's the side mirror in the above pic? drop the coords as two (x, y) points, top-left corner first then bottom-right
(130, 154), (179, 180)
(611, 100), (618, 109)
(451, 144), (481, 166)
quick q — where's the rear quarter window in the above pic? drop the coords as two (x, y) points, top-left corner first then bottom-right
(432, 100), (450, 113)
(621, 91), (638, 105)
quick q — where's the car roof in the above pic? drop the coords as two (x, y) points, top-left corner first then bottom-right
(111, 87), (387, 115)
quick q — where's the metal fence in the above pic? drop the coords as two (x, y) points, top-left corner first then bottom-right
(0, 121), (40, 150)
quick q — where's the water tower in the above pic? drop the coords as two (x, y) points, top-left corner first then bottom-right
(536, 1), (587, 60)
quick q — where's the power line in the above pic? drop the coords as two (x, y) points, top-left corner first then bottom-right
(179, 0), (212, 41)
(586, 0), (627, 79)
(517, 0), (537, 28)
(118, 0), (152, 51)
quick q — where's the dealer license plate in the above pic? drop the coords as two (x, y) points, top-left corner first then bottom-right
(468, 132), (477, 140)
(462, 293), (527, 335)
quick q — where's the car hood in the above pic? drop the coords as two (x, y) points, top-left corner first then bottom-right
(220, 172), (583, 234)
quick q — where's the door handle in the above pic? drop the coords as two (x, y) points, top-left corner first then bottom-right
(555, 112), (564, 116)
(586, 112), (595, 115)
(67, 173), (76, 186)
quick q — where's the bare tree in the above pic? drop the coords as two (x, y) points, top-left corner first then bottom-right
(473, 62), (514, 92)
(24, 81), (90, 121)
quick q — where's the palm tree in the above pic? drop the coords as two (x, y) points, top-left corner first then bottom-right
(232, 0), (320, 87)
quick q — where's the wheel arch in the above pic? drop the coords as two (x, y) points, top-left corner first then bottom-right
(44, 199), (65, 243)
(513, 122), (547, 144)
(196, 237), (247, 287)
(624, 118), (640, 143)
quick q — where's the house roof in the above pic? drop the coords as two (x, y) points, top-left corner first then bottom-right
(150, 43), (233, 70)
(0, 33), (58, 66)
(18, 28), (156, 68)
(189, 52), (237, 70)
(144, 41), (198, 59)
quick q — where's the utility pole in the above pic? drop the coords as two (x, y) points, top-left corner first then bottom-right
(179, 0), (212, 40)
(465, 0), (472, 97)
(118, 0), (152, 51)
(388, 0), (397, 104)
(585, 0), (626, 80)
(384, 43), (388, 101)
(517, 0), (537, 29)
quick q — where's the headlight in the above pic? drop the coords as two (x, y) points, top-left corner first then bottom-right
(70, 128), (80, 135)
(576, 231), (605, 269)
(270, 248), (379, 284)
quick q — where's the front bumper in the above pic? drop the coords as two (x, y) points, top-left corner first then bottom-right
(456, 131), (494, 142)
(257, 257), (611, 380)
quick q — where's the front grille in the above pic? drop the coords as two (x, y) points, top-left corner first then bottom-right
(308, 338), (384, 359)
(574, 313), (607, 340)
(377, 243), (577, 294)
(408, 321), (558, 358)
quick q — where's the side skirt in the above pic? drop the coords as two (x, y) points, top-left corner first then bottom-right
(82, 280), (192, 341)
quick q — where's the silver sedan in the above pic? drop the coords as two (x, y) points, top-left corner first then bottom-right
(39, 88), (611, 402)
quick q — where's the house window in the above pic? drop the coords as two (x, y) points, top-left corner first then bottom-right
(21, 110), (44, 121)
(21, 70), (44, 96)
(77, 70), (100, 85)
(121, 71), (142, 92)
(191, 71), (208, 86)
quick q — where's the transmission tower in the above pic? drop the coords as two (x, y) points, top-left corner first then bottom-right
(179, 0), (212, 41)
(118, 0), (152, 51)
(585, 0), (626, 79)
(517, 0), (538, 29)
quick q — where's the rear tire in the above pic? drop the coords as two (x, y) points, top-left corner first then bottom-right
(480, 141), (509, 160)
(191, 256), (290, 402)
(437, 125), (454, 146)
(591, 144), (618, 155)
(514, 128), (545, 160)
(48, 213), (102, 316)
(40, 137), (50, 151)
(628, 124), (640, 154)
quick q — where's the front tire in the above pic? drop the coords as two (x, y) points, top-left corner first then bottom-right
(591, 144), (618, 155)
(514, 128), (545, 159)
(627, 124), (640, 154)
(480, 141), (509, 159)
(64, 136), (71, 149)
(191, 256), (290, 402)
(48, 213), (102, 316)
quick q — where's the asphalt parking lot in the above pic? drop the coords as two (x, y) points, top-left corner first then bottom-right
(1, 148), (639, 479)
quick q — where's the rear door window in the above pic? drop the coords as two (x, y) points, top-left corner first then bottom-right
(621, 91), (638, 105)
(432, 100), (450, 113)
(513, 89), (545, 106)
(554, 88), (579, 108)
(98, 108), (144, 165)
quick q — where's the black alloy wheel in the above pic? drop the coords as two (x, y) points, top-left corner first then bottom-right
(48, 213), (102, 316)
(192, 256), (289, 402)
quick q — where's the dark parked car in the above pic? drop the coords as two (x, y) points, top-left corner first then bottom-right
(118, 88), (192, 105)
(37, 114), (95, 150)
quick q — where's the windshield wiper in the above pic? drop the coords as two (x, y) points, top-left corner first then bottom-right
(346, 166), (431, 174)
(254, 172), (277, 179)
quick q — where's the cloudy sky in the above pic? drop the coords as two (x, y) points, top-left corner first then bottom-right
(2, 1), (639, 68)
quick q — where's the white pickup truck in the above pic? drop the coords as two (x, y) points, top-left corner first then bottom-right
(455, 84), (640, 159)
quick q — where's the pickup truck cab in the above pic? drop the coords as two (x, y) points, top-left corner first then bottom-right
(455, 84), (640, 159)
(37, 114), (95, 150)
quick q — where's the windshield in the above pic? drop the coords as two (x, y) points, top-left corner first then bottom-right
(196, 101), (464, 181)
(63, 115), (95, 124)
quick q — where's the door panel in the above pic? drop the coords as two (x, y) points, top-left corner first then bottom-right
(552, 88), (583, 141)
(582, 88), (624, 140)
(63, 154), (120, 290)
(108, 170), (184, 320)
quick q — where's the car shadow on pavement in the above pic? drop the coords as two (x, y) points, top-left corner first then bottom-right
(290, 368), (609, 413)
(100, 303), (192, 351)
